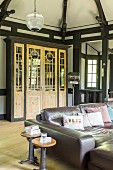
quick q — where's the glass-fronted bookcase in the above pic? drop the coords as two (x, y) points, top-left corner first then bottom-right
(5, 37), (67, 121)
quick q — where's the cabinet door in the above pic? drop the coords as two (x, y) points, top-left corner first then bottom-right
(59, 50), (66, 107)
(14, 43), (24, 118)
(26, 44), (42, 119)
(42, 47), (57, 109)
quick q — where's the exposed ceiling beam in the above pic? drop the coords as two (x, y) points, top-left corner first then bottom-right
(94, 0), (107, 26)
(61, 0), (68, 42)
(94, 0), (108, 37)
(0, 0), (15, 22)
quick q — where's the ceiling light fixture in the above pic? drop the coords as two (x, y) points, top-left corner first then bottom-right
(26, 0), (44, 31)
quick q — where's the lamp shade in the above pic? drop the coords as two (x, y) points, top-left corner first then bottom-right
(26, 12), (44, 31)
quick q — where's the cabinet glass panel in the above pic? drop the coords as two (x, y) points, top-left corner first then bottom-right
(59, 52), (65, 91)
(45, 50), (55, 91)
(28, 48), (41, 90)
(16, 46), (23, 91)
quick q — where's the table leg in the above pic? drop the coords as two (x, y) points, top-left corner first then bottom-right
(19, 138), (39, 166)
(39, 147), (47, 170)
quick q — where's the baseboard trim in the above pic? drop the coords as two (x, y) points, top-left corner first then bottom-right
(0, 114), (6, 120)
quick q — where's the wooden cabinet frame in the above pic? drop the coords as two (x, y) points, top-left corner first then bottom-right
(5, 36), (68, 121)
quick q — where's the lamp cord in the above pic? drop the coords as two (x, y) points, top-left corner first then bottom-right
(34, 0), (36, 13)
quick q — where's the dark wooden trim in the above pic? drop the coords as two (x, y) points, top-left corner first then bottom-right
(24, 44), (27, 120)
(0, 89), (6, 96)
(102, 29), (109, 101)
(73, 33), (81, 105)
(61, 0), (68, 42)
(1, 20), (61, 36)
(66, 49), (68, 106)
(0, 0), (12, 22)
(109, 54), (113, 91)
(66, 26), (101, 36)
(94, 0), (107, 26)
(4, 36), (69, 50)
(0, 29), (62, 44)
(57, 49), (59, 107)
(80, 36), (102, 42)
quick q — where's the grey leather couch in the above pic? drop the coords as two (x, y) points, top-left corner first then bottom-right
(25, 106), (96, 169)
(24, 104), (113, 170)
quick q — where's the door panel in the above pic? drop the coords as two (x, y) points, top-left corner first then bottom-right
(27, 92), (41, 119)
(59, 50), (66, 107)
(26, 44), (42, 119)
(14, 43), (24, 118)
(42, 47), (57, 109)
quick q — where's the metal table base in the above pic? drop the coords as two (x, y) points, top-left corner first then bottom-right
(19, 138), (39, 166)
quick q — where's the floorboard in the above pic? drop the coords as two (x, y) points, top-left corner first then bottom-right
(0, 120), (78, 170)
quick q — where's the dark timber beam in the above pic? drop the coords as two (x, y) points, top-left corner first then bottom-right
(73, 33), (81, 105)
(94, 0), (107, 26)
(94, 0), (108, 37)
(61, 0), (68, 42)
(102, 29), (109, 101)
(0, 0), (15, 22)
(94, 0), (109, 101)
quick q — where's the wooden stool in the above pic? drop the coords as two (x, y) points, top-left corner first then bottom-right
(19, 131), (40, 165)
(32, 138), (56, 170)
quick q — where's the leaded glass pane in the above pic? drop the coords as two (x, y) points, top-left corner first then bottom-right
(88, 74), (92, 82)
(92, 74), (96, 82)
(88, 65), (93, 73)
(16, 46), (23, 91)
(45, 50), (55, 91)
(87, 83), (91, 87)
(92, 83), (96, 87)
(93, 60), (97, 64)
(88, 60), (92, 64)
(93, 65), (97, 73)
(28, 48), (41, 90)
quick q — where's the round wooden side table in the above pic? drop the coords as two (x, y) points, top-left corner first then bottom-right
(19, 131), (40, 165)
(32, 138), (56, 170)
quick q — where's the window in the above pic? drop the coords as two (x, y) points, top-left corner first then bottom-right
(86, 59), (98, 88)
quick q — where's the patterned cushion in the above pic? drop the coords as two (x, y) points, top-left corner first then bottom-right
(63, 115), (84, 130)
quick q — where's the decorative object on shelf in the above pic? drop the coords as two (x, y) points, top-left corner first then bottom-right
(26, 0), (44, 31)
(68, 72), (80, 106)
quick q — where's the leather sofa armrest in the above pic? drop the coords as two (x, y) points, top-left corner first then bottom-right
(24, 119), (95, 168)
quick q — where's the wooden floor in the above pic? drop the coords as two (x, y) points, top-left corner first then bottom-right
(0, 120), (78, 170)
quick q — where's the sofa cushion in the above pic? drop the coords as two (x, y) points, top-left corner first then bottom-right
(83, 114), (92, 127)
(79, 103), (106, 113)
(87, 112), (104, 127)
(85, 105), (111, 123)
(40, 106), (81, 125)
(63, 115), (84, 130)
(107, 106), (113, 121)
(89, 139), (113, 170)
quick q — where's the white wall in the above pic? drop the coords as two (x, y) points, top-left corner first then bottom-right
(81, 41), (102, 55)
(0, 36), (6, 115)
